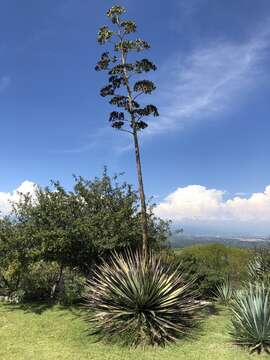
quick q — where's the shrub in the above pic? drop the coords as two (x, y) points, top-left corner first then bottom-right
(22, 263), (85, 304)
(230, 283), (270, 354)
(174, 244), (252, 298)
(61, 268), (85, 305)
(21, 261), (60, 301)
(0, 260), (85, 304)
(84, 250), (203, 346)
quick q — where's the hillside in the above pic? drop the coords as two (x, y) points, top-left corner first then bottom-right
(170, 235), (269, 249)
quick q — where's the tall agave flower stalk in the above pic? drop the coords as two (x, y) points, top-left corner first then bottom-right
(84, 250), (203, 346)
(230, 283), (270, 354)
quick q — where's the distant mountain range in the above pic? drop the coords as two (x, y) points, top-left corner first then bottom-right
(170, 234), (270, 249)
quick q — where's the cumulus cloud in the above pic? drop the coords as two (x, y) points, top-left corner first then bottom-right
(0, 181), (37, 217)
(147, 25), (270, 135)
(155, 185), (270, 234)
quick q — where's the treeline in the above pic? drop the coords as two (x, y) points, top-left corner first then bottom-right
(171, 244), (253, 298)
(0, 170), (170, 303)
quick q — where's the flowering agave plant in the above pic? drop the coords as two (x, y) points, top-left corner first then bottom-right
(95, 5), (160, 253)
(230, 283), (270, 354)
(84, 250), (203, 346)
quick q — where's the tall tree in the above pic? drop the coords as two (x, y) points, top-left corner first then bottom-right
(95, 5), (159, 253)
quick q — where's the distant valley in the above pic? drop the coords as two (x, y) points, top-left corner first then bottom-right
(170, 234), (270, 249)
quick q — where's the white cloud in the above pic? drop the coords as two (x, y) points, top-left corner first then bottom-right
(155, 184), (270, 234)
(147, 25), (270, 135)
(0, 181), (37, 217)
(0, 76), (11, 93)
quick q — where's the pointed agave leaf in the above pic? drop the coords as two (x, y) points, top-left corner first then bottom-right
(230, 282), (270, 353)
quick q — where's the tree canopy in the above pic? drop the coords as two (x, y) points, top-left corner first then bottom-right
(0, 170), (170, 300)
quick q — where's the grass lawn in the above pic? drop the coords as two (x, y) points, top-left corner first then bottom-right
(0, 302), (267, 360)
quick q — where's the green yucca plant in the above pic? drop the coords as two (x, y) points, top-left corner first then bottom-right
(214, 278), (233, 305)
(230, 282), (270, 354)
(83, 250), (203, 346)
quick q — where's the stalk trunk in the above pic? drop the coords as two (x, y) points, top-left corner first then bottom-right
(132, 128), (148, 254)
(118, 19), (149, 252)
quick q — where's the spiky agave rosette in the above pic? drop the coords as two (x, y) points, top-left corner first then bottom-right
(230, 282), (270, 354)
(214, 277), (234, 305)
(83, 250), (203, 346)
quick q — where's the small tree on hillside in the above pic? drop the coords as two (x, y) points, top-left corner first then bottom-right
(95, 5), (159, 253)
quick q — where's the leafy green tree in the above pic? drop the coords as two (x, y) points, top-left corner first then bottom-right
(9, 171), (170, 300)
(73, 171), (170, 254)
(95, 5), (159, 253)
(73, 171), (141, 256)
(0, 218), (32, 297)
(11, 184), (83, 300)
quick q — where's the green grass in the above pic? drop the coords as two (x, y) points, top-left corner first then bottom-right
(0, 302), (268, 359)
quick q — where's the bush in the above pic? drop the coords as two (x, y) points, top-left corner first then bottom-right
(230, 283), (270, 354)
(61, 268), (85, 305)
(173, 244), (252, 298)
(21, 261), (60, 301)
(0, 260), (85, 304)
(84, 250), (203, 346)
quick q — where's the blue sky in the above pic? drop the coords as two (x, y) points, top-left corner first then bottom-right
(1, 0), (270, 234)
